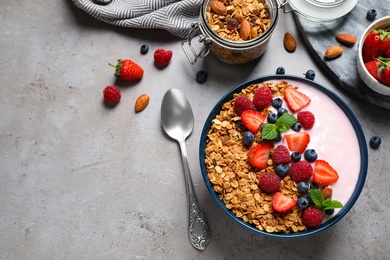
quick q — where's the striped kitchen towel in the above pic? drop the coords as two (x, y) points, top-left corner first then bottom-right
(72, 0), (202, 38)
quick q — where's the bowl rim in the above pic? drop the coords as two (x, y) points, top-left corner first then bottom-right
(199, 74), (368, 238)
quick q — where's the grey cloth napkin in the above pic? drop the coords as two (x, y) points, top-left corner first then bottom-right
(72, 0), (202, 38)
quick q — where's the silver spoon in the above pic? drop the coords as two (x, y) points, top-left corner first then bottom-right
(161, 88), (210, 251)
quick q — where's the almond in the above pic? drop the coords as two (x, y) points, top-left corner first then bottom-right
(321, 186), (333, 200)
(240, 19), (251, 40)
(283, 32), (297, 52)
(135, 94), (150, 112)
(210, 1), (227, 16)
(324, 46), (344, 59)
(336, 33), (357, 45)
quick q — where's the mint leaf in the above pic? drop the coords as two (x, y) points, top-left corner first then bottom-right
(310, 189), (344, 211)
(262, 124), (278, 140)
(275, 113), (297, 133)
(322, 199), (344, 210)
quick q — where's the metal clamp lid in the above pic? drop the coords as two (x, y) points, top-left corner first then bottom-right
(181, 23), (212, 65)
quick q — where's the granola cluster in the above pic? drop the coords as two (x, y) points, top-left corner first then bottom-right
(204, 82), (307, 233)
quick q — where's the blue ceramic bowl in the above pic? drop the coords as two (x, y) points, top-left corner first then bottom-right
(199, 75), (368, 238)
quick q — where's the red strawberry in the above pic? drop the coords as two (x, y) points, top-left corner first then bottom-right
(312, 160), (339, 185)
(272, 145), (291, 165)
(284, 132), (310, 154)
(362, 31), (382, 63)
(234, 96), (255, 116)
(272, 192), (297, 213)
(154, 49), (173, 67)
(241, 110), (266, 133)
(379, 30), (390, 55)
(253, 86), (273, 110)
(284, 88), (311, 113)
(297, 111), (315, 129)
(103, 86), (121, 105)
(110, 59), (144, 80)
(377, 57), (390, 87)
(247, 143), (272, 169)
(259, 173), (281, 194)
(365, 59), (381, 81)
(302, 206), (324, 228)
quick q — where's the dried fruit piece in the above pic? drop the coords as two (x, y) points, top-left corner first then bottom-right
(324, 46), (344, 59)
(135, 94), (150, 112)
(240, 19), (252, 40)
(336, 34), (357, 46)
(283, 32), (297, 52)
(210, 1), (227, 16)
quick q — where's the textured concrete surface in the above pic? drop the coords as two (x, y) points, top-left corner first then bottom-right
(1, 1), (389, 259)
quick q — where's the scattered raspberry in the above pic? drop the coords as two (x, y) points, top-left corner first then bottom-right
(259, 173), (281, 194)
(253, 86), (273, 110)
(234, 96), (255, 116)
(297, 111), (315, 129)
(289, 160), (313, 182)
(154, 49), (173, 67)
(103, 86), (121, 105)
(272, 145), (291, 165)
(302, 206), (324, 228)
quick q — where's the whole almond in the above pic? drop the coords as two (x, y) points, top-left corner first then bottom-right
(336, 33), (357, 45)
(321, 186), (333, 200)
(324, 46), (344, 59)
(283, 32), (297, 52)
(135, 94), (150, 112)
(210, 1), (227, 16)
(240, 19), (251, 40)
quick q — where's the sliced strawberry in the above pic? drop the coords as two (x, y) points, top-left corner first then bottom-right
(312, 160), (339, 185)
(284, 132), (310, 154)
(241, 110), (266, 133)
(284, 88), (311, 113)
(247, 143), (272, 169)
(272, 192), (297, 213)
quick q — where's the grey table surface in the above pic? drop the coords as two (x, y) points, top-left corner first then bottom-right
(1, 1), (389, 259)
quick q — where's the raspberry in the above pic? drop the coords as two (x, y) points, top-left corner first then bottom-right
(303, 206), (324, 228)
(297, 111), (315, 129)
(289, 160), (313, 182)
(234, 96), (254, 116)
(103, 86), (121, 105)
(154, 49), (173, 67)
(253, 86), (273, 110)
(272, 145), (291, 165)
(259, 173), (281, 194)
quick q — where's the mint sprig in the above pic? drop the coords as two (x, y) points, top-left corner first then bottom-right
(262, 113), (297, 140)
(310, 189), (344, 211)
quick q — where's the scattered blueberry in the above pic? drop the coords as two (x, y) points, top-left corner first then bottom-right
(243, 131), (255, 146)
(310, 182), (318, 190)
(297, 182), (309, 193)
(276, 66), (285, 75)
(196, 70), (208, 84)
(369, 136), (381, 149)
(140, 44), (149, 54)
(277, 107), (288, 117)
(291, 122), (302, 132)
(297, 197), (310, 209)
(272, 98), (283, 109)
(304, 149), (318, 162)
(325, 208), (335, 215)
(366, 9), (377, 21)
(291, 152), (302, 162)
(267, 113), (278, 124)
(275, 164), (290, 178)
(305, 69), (315, 80)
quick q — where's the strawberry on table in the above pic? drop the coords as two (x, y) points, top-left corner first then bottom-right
(109, 59), (144, 80)
(312, 159), (339, 185)
(241, 110), (266, 133)
(272, 192), (297, 213)
(247, 142), (272, 169)
(284, 87), (311, 113)
(284, 132), (310, 154)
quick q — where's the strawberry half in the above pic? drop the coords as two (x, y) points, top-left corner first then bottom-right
(272, 192), (297, 213)
(247, 143), (272, 169)
(284, 132), (310, 154)
(312, 160), (339, 185)
(241, 110), (266, 133)
(284, 88), (311, 113)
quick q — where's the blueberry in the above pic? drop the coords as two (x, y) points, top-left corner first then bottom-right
(297, 197), (310, 209)
(297, 181), (309, 193)
(305, 69), (315, 80)
(267, 112), (278, 123)
(274, 132), (282, 143)
(366, 9), (377, 21)
(196, 70), (208, 84)
(140, 44), (149, 54)
(272, 98), (283, 109)
(276, 66), (285, 75)
(310, 182), (318, 190)
(304, 149), (318, 162)
(369, 136), (381, 149)
(291, 152), (301, 162)
(275, 164), (290, 178)
(243, 131), (255, 146)
(291, 122), (302, 132)
(325, 208), (335, 215)
(277, 107), (288, 117)
(306, 191), (315, 204)
(236, 120), (245, 130)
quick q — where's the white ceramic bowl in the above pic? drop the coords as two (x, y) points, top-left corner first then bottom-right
(357, 16), (390, 96)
